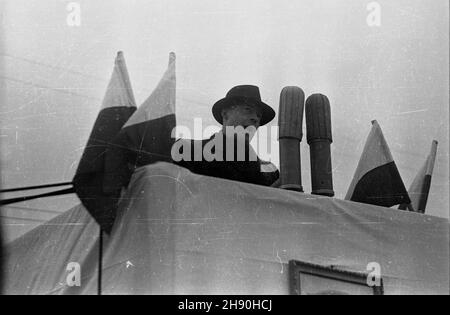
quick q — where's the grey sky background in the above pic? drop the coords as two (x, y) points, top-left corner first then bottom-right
(0, 0), (448, 241)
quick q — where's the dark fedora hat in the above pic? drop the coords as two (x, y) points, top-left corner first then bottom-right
(212, 85), (275, 126)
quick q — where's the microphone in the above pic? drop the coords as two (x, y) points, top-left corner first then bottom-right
(305, 94), (334, 197)
(278, 86), (305, 192)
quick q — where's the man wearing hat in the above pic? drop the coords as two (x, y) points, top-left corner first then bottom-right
(174, 85), (279, 186)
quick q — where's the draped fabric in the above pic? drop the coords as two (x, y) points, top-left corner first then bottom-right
(3, 163), (448, 295)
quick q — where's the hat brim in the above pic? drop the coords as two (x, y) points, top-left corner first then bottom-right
(212, 96), (275, 126)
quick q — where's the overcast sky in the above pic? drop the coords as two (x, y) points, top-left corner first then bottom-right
(0, 0), (448, 240)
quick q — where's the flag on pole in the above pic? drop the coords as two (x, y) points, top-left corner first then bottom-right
(345, 120), (411, 207)
(399, 140), (438, 213)
(103, 52), (176, 197)
(73, 51), (137, 233)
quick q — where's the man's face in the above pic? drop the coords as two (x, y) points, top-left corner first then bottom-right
(222, 103), (262, 129)
(221, 103), (262, 141)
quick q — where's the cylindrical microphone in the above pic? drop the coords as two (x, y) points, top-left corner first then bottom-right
(305, 94), (334, 197)
(278, 86), (305, 192)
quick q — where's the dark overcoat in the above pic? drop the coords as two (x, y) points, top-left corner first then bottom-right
(174, 134), (279, 186)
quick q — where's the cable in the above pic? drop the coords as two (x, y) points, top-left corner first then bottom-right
(0, 215), (45, 223)
(0, 53), (106, 81)
(0, 187), (75, 206)
(1, 54), (214, 107)
(0, 182), (73, 194)
(0, 75), (101, 101)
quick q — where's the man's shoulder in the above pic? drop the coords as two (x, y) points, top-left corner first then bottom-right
(175, 138), (209, 145)
(174, 138), (208, 150)
(173, 138), (211, 165)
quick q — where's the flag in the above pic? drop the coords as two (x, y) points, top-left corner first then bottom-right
(103, 52), (176, 196)
(399, 140), (438, 213)
(73, 51), (137, 233)
(345, 120), (411, 207)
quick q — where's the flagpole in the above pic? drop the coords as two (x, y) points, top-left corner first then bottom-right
(98, 227), (103, 295)
(0, 218), (3, 295)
